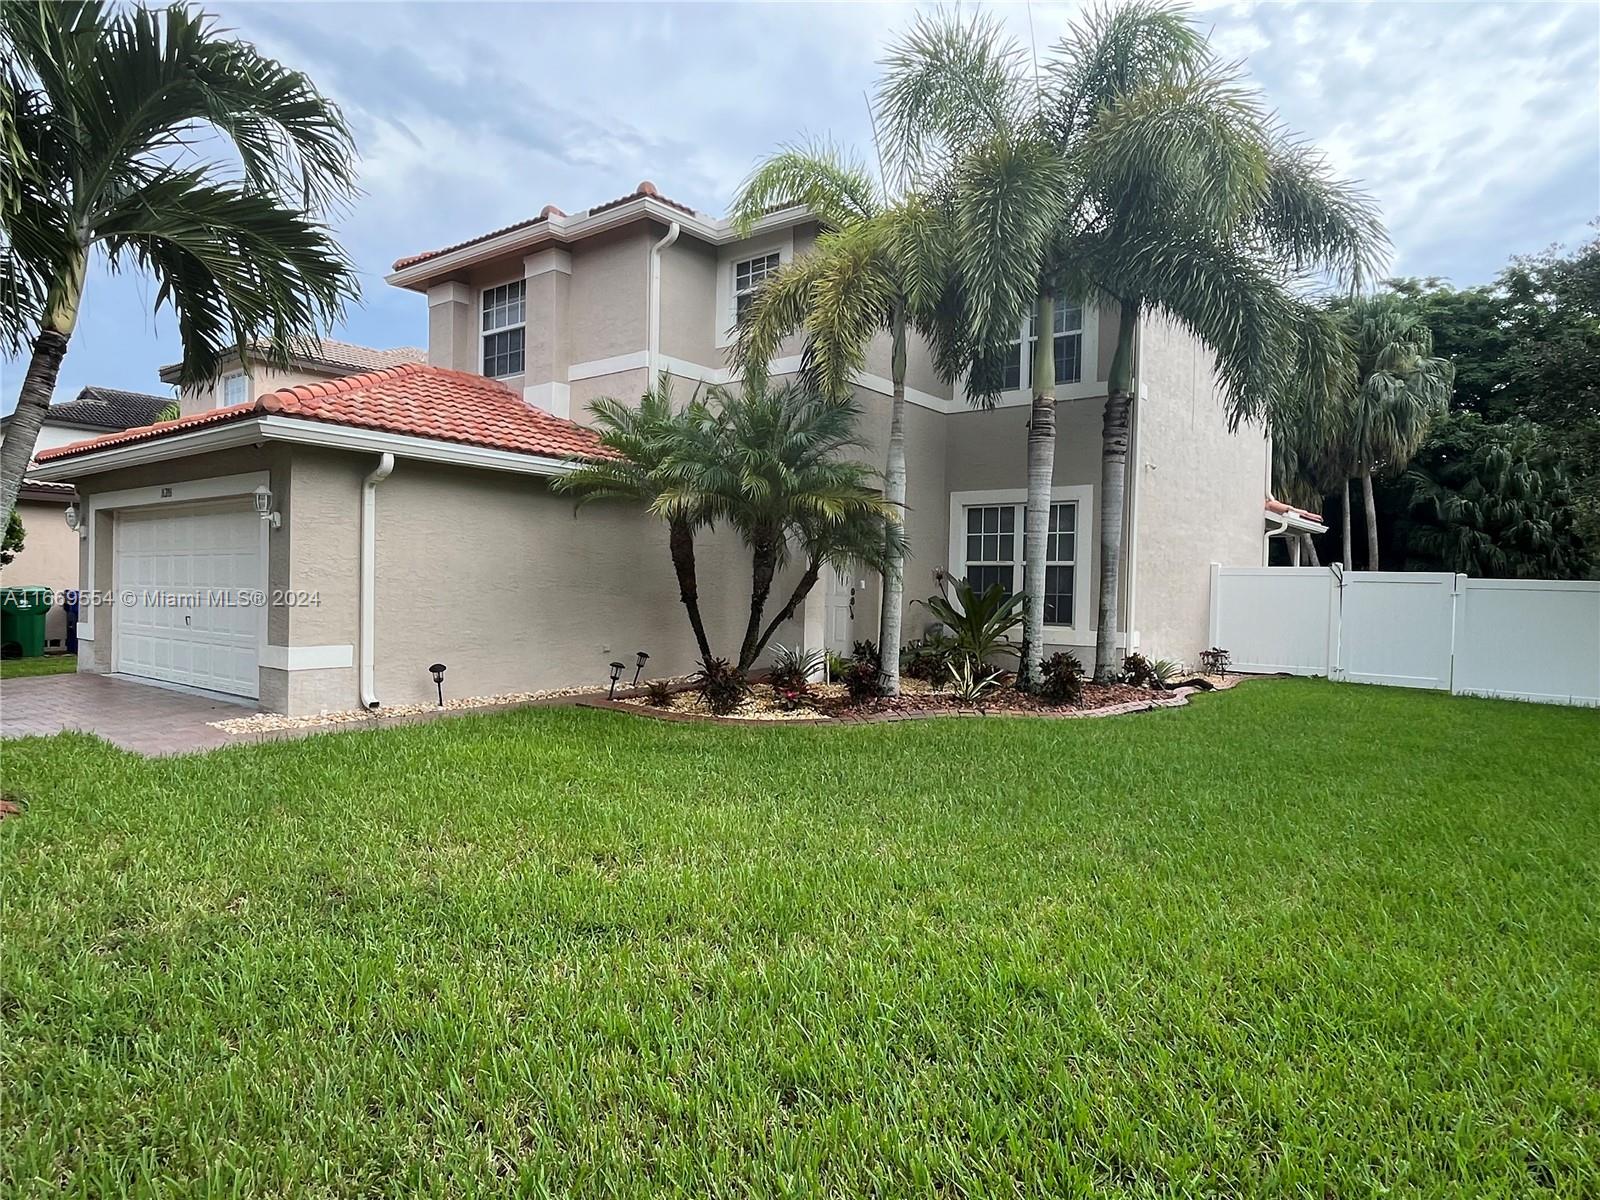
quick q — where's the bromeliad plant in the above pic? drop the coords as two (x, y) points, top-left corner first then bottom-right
(916, 578), (1025, 670)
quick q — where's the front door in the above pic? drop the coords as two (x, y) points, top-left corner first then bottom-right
(824, 567), (855, 655)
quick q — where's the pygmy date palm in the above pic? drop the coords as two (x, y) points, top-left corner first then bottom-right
(0, 0), (359, 517)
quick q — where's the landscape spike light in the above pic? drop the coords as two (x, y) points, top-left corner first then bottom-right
(608, 660), (625, 700)
(632, 650), (650, 686)
(428, 663), (447, 706)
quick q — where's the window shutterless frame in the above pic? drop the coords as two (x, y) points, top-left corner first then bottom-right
(480, 280), (526, 378)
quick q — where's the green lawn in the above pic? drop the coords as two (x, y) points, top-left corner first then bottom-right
(2, 680), (1596, 1197)
(0, 653), (75, 679)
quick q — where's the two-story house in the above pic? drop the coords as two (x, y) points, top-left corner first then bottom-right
(31, 182), (1282, 714)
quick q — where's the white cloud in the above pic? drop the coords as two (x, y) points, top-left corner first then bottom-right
(6, 0), (1596, 410)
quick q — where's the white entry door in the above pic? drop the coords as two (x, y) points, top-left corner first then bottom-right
(824, 567), (855, 655)
(113, 503), (264, 698)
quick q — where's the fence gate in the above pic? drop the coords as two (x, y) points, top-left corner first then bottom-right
(1335, 572), (1457, 690)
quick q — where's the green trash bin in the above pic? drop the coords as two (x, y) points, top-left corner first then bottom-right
(0, 586), (54, 659)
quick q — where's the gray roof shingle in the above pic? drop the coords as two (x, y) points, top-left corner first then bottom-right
(40, 387), (177, 431)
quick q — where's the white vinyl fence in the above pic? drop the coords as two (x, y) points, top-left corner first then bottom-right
(1209, 565), (1600, 707)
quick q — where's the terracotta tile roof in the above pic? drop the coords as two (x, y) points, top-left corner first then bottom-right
(1266, 497), (1325, 526)
(36, 364), (610, 465)
(392, 180), (696, 271)
(158, 338), (425, 382)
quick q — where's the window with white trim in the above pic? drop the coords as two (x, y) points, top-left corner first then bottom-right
(961, 499), (1078, 625)
(733, 252), (780, 324)
(1001, 300), (1085, 391)
(481, 280), (526, 378)
(222, 372), (249, 407)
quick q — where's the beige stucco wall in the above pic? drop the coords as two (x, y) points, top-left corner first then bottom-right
(365, 456), (788, 709)
(2, 498), (77, 649)
(568, 231), (651, 366)
(1131, 315), (1270, 667)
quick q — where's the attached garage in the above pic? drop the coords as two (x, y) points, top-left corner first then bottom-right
(112, 502), (266, 699)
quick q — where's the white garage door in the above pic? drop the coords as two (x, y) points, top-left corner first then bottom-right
(114, 503), (264, 699)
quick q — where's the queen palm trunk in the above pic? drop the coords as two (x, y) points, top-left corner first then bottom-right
(1361, 467), (1380, 571)
(1094, 300), (1139, 683)
(1342, 479), (1354, 569)
(877, 312), (909, 694)
(1302, 532), (1321, 567)
(1019, 292), (1058, 691)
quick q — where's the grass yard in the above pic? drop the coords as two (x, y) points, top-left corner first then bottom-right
(0, 653), (76, 679)
(2, 679), (1597, 1197)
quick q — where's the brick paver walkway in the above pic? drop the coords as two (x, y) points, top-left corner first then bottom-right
(1, 673), (252, 755)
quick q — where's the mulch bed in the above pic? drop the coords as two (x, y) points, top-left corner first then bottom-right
(822, 680), (1157, 718)
(602, 675), (1239, 726)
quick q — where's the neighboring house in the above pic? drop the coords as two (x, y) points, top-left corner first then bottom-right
(1, 387), (176, 650)
(162, 337), (424, 416)
(32, 181), (1287, 714)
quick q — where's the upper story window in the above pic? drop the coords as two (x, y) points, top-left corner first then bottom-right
(1002, 300), (1085, 392)
(733, 252), (780, 324)
(222, 371), (249, 408)
(481, 280), (526, 378)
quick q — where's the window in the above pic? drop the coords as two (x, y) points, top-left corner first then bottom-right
(222, 372), (249, 407)
(960, 499), (1078, 625)
(1001, 300), (1086, 392)
(481, 280), (526, 378)
(733, 252), (780, 324)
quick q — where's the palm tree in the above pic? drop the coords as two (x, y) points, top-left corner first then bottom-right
(878, 3), (1385, 680)
(0, 1), (358, 518)
(674, 380), (904, 672)
(729, 143), (956, 694)
(875, 11), (1075, 689)
(1045, 2), (1385, 675)
(1335, 294), (1454, 569)
(552, 380), (718, 663)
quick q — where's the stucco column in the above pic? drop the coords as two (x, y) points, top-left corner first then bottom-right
(523, 249), (572, 418)
(426, 282), (473, 373)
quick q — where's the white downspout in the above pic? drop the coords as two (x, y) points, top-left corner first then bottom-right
(1263, 513), (1288, 563)
(359, 452), (395, 710)
(647, 220), (681, 387)
(1123, 313), (1143, 657)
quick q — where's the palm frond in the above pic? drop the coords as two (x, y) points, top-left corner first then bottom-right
(728, 140), (879, 234)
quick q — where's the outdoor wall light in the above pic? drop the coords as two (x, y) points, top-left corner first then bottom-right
(428, 662), (447, 706)
(63, 504), (83, 536)
(632, 650), (650, 686)
(252, 484), (281, 529)
(608, 660), (626, 700)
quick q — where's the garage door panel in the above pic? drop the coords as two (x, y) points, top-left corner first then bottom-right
(114, 504), (262, 699)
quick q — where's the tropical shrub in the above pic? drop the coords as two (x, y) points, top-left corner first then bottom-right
(696, 658), (751, 715)
(1151, 658), (1183, 687)
(767, 644), (826, 691)
(1036, 652), (1086, 706)
(916, 580), (1024, 668)
(645, 679), (674, 708)
(1121, 654), (1158, 689)
(851, 640), (881, 669)
(770, 681), (812, 712)
(900, 632), (958, 685)
(839, 657), (884, 704)
(947, 658), (1003, 703)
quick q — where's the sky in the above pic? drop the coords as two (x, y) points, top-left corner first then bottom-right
(4, 0), (1597, 415)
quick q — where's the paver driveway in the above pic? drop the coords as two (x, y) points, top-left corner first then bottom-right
(0, 673), (252, 755)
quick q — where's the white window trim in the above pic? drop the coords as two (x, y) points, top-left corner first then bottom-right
(947, 485), (1094, 644)
(478, 277), (527, 380)
(714, 231), (793, 350)
(219, 370), (251, 410)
